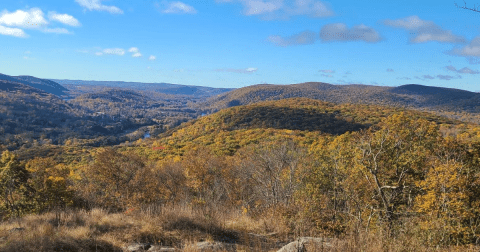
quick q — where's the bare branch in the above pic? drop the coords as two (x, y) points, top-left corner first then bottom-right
(456, 1), (480, 13)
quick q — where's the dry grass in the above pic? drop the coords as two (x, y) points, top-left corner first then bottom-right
(0, 207), (478, 252)
(0, 206), (280, 252)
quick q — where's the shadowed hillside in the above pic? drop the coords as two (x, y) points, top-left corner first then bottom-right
(0, 73), (67, 96)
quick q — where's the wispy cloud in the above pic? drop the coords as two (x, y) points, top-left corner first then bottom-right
(387, 68), (394, 72)
(383, 16), (465, 44)
(267, 31), (316, 46)
(319, 69), (334, 73)
(448, 36), (480, 58)
(445, 65), (479, 74)
(397, 77), (412, 80)
(42, 27), (71, 34)
(437, 74), (461, 80)
(421, 75), (435, 79)
(48, 12), (81, 26)
(128, 47), (142, 57)
(216, 0), (333, 19)
(321, 74), (333, 77)
(414, 74), (461, 81)
(0, 25), (27, 37)
(75, 0), (123, 14)
(159, 1), (197, 14)
(128, 47), (139, 53)
(215, 67), (258, 73)
(320, 23), (382, 43)
(96, 48), (125, 56)
(149, 55), (156, 61)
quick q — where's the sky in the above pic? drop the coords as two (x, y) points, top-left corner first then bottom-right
(1, 0), (480, 91)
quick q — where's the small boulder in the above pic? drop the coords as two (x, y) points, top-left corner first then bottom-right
(125, 243), (152, 251)
(187, 241), (236, 252)
(277, 237), (332, 252)
(147, 246), (176, 252)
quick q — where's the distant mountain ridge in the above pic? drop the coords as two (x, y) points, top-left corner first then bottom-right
(200, 82), (480, 115)
(52, 79), (234, 98)
(0, 73), (68, 96)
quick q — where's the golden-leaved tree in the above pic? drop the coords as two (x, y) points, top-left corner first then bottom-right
(26, 157), (73, 212)
(352, 113), (438, 230)
(0, 151), (31, 218)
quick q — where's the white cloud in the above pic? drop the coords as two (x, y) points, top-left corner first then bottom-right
(149, 55), (156, 61)
(449, 36), (480, 57)
(128, 47), (142, 57)
(75, 0), (123, 14)
(161, 1), (197, 14)
(48, 12), (81, 26)
(0, 8), (79, 37)
(384, 16), (465, 44)
(268, 30), (316, 46)
(0, 25), (27, 37)
(0, 8), (48, 28)
(128, 47), (139, 53)
(216, 0), (333, 19)
(101, 48), (125, 55)
(320, 23), (381, 43)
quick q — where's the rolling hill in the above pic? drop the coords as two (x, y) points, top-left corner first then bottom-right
(0, 73), (68, 96)
(199, 82), (480, 118)
(141, 98), (461, 157)
(52, 79), (234, 98)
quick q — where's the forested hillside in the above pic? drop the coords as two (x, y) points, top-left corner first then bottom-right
(0, 73), (68, 97)
(54, 79), (234, 98)
(2, 97), (480, 251)
(201, 82), (480, 123)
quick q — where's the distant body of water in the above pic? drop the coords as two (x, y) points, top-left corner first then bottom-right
(144, 131), (151, 139)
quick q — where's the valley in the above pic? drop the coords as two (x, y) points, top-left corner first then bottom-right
(1, 74), (480, 251)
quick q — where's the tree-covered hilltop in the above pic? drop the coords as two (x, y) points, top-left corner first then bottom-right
(141, 98), (463, 158)
(0, 73), (68, 97)
(200, 82), (480, 123)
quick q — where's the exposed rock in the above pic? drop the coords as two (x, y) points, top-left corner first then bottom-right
(125, 243), (152, 251)
(186, 241), (236, 252)
(277, 237), (332, 252)
(147, 246), (176, 252)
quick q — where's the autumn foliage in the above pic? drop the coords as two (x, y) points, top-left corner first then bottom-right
(2, 98), (480, 249)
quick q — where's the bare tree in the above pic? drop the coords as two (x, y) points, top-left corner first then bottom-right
(456, 1), (480, 13)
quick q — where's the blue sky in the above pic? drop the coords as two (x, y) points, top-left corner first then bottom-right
(1, 0), (480, 91)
